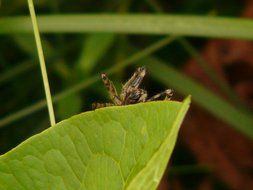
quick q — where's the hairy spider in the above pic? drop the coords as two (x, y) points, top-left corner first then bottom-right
(92, 66), (173, 109)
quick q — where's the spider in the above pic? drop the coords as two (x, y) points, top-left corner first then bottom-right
(92, 66), (173, 109)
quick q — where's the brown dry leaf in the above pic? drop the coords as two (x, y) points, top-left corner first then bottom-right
(181, 108), (253, 189)
(180, 1), (253, 189)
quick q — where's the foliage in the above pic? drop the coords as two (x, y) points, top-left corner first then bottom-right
(0, 99), (190, 189)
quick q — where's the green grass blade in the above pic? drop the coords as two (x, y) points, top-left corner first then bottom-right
(0, 99), (190, 190)
(12, 34), (54, 58)
(136, 57), (253, 139)
(12, 34), (37, 56)
(177, 37), (247, 109)
(27, 0), (55, 126)
(76, 33), (115, 74)
(0, 61), (34, 86)
(0, 100), (46, 128)
(1, 15), (253, 40)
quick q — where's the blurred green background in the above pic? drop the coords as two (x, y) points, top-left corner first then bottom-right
(0, 0), (253, 189)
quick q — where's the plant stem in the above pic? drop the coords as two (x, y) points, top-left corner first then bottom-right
(27, 0), (56, 126)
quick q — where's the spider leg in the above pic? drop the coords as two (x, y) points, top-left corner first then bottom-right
(101, 73), (122, 105)
(147, 89), (173, 101)
(92, 102), (114, 110)
(138, 91), (148, 102)
(121, 67), (146, 100)
(122, 66), (146, 90)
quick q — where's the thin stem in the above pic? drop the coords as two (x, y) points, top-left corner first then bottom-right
(27, 0), (55, 126)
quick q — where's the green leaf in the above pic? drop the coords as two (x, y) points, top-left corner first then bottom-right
(1, 15), (253, 40)
(0, 97), (190, 190)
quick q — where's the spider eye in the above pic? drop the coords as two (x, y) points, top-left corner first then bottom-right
(137, 66), (146, 72)
(101, 73), (107, 80)
(165, 89), (173, 94)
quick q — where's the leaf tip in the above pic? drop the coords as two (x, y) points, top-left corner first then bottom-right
(183, 95), (191, 106)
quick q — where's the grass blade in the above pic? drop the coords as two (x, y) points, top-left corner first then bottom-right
(1, 15), (253, 40)
(77, 33), (115, 74)
(177, 37), (247, 109)
(0, 61), (34, 86)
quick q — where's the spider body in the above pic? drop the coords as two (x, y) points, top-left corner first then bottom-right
(123, 88), (147, 104)
(92, 66), (173, 109)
